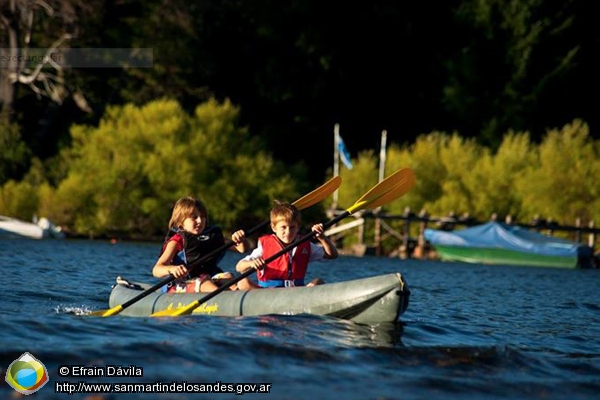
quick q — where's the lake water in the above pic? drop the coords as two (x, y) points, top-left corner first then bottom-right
(1, 238), (599, 399)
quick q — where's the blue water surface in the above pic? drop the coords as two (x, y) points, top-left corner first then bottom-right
(0, 238), (599, 399)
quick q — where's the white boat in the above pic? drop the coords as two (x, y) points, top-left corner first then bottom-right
(0, 215), (65, 239)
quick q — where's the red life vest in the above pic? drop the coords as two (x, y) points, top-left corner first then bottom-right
(257, 234), (311, 283)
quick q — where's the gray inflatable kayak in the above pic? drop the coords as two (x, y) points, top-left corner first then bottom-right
(108, 273), (410, 324)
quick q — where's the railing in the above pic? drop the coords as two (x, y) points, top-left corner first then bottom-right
(326, 208), (598, 259)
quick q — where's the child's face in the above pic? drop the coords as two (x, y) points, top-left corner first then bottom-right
(271, 220), (299, 244)
(181, 209), (206, 235)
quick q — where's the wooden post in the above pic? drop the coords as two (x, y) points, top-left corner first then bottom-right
(547, 218), (554, 236)
(589, 220), (596, 250)
(416, 209), (428, 259)
(374, 130), (387, 257)
(575, 217), (582, 243)
(374, 217), (381, 256)
(357, 218), (364, 245)
(532, 215), (543, 232)
(400, 207), (411, 259)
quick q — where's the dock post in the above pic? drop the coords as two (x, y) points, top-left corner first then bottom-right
(375, 215), (381, 256)
(415, 209), (429, 259)
(399, 207), (411, 259)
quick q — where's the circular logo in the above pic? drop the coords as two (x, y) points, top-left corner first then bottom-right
(5, 352), (49, 395)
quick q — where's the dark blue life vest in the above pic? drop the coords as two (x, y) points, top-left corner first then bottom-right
(161, 226), (226, 277)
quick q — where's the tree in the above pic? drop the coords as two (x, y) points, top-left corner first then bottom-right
(41, 98), (302, 237)
(0, 120), (30, 183)
(445, 0), (585, 146)
(466, 131), (535, 219)
(0, 0), (95, 122)
(516, 119), (600, 224)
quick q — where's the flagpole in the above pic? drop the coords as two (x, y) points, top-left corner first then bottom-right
(378, 129), (387, 183)
(375, 129), (387, 255)
(333, 123), (340, 209)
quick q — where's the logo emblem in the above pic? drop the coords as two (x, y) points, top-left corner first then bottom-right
(5, 352), (49, 395)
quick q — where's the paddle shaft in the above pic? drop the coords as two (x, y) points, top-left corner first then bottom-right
(183, 210), (352, 309)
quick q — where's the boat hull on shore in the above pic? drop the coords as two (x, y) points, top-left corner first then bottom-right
(425, 221), (593, 268)
(108, 273), (410, 324)
(0, 215), (65, 239)
(429, 245), (579, 268)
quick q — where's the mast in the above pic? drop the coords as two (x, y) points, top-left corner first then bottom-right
(333, 123), (341, 209)
(378, 129), (387, 183)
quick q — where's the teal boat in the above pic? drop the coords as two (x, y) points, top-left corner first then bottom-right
(424, 222), (593, 268)
(108, 273), (410, 324)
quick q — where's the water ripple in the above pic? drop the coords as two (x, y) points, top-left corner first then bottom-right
(2, 240), (600, 400)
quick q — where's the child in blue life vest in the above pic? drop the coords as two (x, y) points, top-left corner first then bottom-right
(235, 200), (338, 288)
(153, 196), (258, 292)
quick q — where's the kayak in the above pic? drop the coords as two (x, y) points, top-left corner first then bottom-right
(108, 273), (410, 324)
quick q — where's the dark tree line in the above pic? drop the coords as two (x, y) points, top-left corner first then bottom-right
(2, 0), (598, 184)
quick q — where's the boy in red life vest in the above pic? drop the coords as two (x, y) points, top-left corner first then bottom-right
(153, 196), (258, 292)
(235, 200), (338, 288)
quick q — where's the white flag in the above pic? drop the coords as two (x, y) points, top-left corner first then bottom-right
(338, 136), (353, 170)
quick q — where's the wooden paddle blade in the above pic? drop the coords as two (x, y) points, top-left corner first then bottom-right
(88, 305), (123, 317)
(151, 301), (198, 317)
(87, 275), (175, 317)
(149, 306), (185, 317)
(359, 168), (415, 210)
(347, 168), (415, 213)
(150, 268), (256, 317)
(292, 176), (341, 210)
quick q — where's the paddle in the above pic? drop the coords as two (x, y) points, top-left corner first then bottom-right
(151, 167), (415, 317)
(88, 176), (341, 317)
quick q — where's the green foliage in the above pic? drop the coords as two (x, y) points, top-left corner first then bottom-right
(387, 133), (447, 215)
(385, 133), (484, 217)
(0, 180), (38, 221)
(335, 150), (379, 210)
(448, 0), (582, 145)
(41, 98), (300, 237)
(427, 134), (483, 214)
(516, 120), (600, 224)
(466, 131), (535, 219)
(334, 120), (599, 229)
(2, 105), (598, 240)
(0, 121), (31, 184)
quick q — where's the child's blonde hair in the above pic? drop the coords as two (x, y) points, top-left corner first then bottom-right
(270, 200), (301, 226)
(169, 196), (208, 230)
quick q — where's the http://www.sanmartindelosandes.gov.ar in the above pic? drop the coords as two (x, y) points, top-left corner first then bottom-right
(5, 352), (49, 395)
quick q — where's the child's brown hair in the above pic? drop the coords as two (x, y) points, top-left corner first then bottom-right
(270, 200), (301, 227)
(168, 196), (208, 230)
